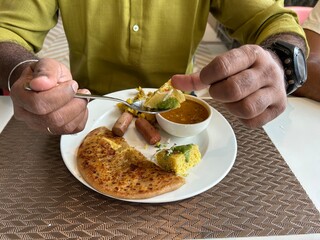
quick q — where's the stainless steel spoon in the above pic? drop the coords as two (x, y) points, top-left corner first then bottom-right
(75, 93), (170, 114)
(23, 83), (170, 114)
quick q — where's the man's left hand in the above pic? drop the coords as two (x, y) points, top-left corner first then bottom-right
(172, 44), (287, 128)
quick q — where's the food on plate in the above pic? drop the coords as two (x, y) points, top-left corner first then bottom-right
(160, 98), (209, 124)
(114, 80), (186, 142)
(135, 117), (161, 145)
(112, 111), (134, 137)
(156, 94), (213, 137)
(143, 79), (185, 110)
(117, 79), (185, 118)
(77, 127), (185, 199)
(117, 87), (156, 123)
(155, 144), (201, 176)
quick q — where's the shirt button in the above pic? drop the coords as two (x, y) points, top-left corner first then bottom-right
(132, 24), (139, 32)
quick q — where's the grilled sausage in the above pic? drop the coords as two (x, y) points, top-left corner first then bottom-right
(135, 118), (161, 145)
(112, 111), (134, 137)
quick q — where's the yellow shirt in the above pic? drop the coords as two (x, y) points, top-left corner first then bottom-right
(0, 0), (305, 94)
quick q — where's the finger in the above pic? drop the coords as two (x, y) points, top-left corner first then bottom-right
(200, 45), (260, 85)
(19, 81), (78, 114)
(223, 88), (286, 128)
(47, 108), (89, 135)
(28, 58), (72, 91)
(171, 72), (209, 92)
(239, 104), (286, 129)
(40, 89), (90, 134)
(208, 68), (264, 103)
(223, 89), (272, 119)
(14, 94), (89, 134)
(45, 94), (88, 127)
(19, 108), (88, 135)
(76, 88), (91, 102)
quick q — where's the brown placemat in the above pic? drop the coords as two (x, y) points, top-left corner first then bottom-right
(1, 102), (320, 239)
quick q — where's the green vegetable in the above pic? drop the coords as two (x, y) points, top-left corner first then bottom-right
(166, 144), (193, 163)
(156, 97), (179, 110)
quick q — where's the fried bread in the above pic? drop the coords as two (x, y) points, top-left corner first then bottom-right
(77, 127), (185, 199)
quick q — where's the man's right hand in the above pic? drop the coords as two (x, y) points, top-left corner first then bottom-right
(10, 58), (89, 135)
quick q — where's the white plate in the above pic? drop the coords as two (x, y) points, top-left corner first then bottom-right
(60, 88), (237, 203)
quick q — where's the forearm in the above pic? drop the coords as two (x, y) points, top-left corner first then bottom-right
(304, 29), (320, 56)
(292, 54), (320, 102)
(0, 42), (38, 90)
(291, 29), (320, 101)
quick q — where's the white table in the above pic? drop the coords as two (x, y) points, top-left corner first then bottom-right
(263, 96), (320, 213)
(0, 96), (13, 133)
(1, 95), (319, 240)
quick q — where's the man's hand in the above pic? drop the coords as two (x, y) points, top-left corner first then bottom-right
(171, 44), (287, 128)
(10, 58), (89, 135)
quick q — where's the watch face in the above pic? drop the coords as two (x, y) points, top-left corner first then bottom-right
(294, 48), (307, 86)
(271, 41), (307, 94)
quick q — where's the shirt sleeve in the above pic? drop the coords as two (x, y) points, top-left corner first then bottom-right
(211, 0), (306, 45)
(0, 1), (58, 53)
(302, 2), (320, 34)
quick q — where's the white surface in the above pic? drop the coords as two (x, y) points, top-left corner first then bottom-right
(60, 89), (237, 203)
(263, 96), (320, 212)
(0, 96), (13, 134)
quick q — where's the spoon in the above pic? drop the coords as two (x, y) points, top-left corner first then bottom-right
(74, 93), (170, 114)
(23, 83), (170, 114)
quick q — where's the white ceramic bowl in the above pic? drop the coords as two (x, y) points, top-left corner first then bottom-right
(156, 94), (212, 138)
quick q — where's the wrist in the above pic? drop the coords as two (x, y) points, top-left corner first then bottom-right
(264, 48), (284, 73)
(264, 41), (307, 95)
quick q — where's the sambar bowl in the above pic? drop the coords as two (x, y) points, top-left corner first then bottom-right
(156, 94), (212, 138)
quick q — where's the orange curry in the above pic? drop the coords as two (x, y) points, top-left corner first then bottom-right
(160, 99), (209, 124)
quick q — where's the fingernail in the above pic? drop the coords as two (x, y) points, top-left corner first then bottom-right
(72, 82), (78, 93)
(24, 82), (33, 91)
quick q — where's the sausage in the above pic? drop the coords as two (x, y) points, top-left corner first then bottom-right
(135, 118), (161, 145)
(112, 111), (134, 137)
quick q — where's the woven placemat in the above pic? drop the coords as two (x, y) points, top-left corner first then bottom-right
(1, 101), (320, 239)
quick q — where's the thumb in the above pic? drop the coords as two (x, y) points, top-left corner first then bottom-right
(171, 72), (209, 92)
(28, 58), (72, 91)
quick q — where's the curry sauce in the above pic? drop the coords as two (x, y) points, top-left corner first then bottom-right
(160, 99), (209, 124)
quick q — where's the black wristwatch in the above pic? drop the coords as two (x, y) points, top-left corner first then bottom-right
(266, 40), (307, 95)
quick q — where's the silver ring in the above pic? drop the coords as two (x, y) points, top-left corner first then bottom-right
(46, 127), (54, 135)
